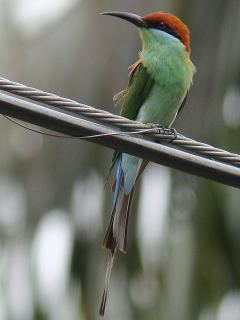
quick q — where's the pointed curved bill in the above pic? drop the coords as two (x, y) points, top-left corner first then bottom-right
(101, 11), (148, 29)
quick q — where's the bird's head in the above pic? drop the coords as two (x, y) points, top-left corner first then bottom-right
(102, 11), (191, 53)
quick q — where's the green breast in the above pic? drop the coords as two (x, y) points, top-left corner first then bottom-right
(140, 28), (195, 88)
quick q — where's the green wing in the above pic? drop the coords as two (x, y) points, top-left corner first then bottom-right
(117, 61), (154, 120)
(110, 62), (154, 167)
(176, 91), (188, 116)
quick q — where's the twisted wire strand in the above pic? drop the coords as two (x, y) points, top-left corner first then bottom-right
(0, 77), (239, 166)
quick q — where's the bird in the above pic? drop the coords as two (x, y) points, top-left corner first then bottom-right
(100, 11), (195, 315)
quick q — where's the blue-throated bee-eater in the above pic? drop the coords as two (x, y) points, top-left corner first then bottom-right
(100, 11), (195, 315)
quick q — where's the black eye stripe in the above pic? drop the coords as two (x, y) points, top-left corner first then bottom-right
(148, 22), (181, 40)
(162, 27), (181, 40)
(158, 21), (166, 27)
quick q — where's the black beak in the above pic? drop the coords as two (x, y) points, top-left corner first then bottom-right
(101, 11), (148, 29)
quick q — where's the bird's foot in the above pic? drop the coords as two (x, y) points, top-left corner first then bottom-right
(169, 128), (178, 142)
(145, 124), (178, 141)
(146, 123), (165, 134)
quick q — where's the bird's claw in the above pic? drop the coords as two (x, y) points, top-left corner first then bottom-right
(146, 123), (165, 134)
(146, 124), (177, 141)
(169, 128), (178, 142)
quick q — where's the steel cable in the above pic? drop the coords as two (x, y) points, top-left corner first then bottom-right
(0, 77), (239, 166)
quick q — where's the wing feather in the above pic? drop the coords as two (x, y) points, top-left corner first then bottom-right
(120, 61), (154, 119)
(109, 61), (154, 170)
(176, 91), (188, 115)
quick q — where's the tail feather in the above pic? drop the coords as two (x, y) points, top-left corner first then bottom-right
(99, 249), (116, 316)
(100, 185), (132, 316)
(102, 181), (133, 253)
(137, 160), (148, 180)
(100, 157), (148, 316)
(102, 157), (123, 252)
(113, 187), (133, 253)
(102, 213), (116, 253)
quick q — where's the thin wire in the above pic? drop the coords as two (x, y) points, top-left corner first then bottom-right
(3, 115), (170, 140)
(3, 115), (70, 138)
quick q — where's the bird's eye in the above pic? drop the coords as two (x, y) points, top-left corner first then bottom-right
(158, 21), (166, 28)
